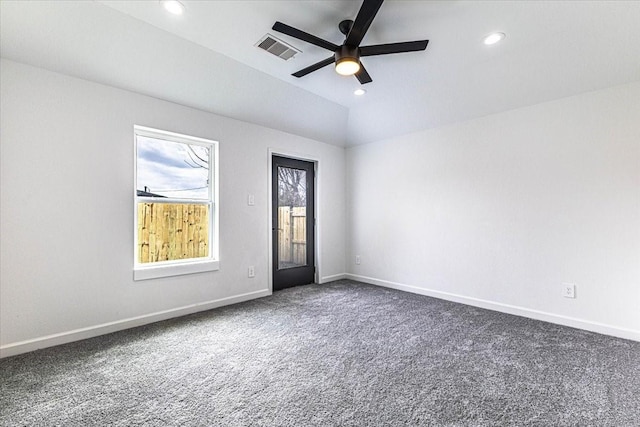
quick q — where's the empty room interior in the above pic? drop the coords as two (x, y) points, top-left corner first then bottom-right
(1, 0), (639, 425)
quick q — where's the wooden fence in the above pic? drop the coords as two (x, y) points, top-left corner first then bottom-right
(278, 206), (306, 267)
(137, 203), (209, 263)
(137, 203), (301, 266)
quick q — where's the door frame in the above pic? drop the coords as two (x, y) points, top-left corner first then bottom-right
(268, 148), (320, 293)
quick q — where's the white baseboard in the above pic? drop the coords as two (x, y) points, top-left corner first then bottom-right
(0, 289), (271, 359)
(320, 273), (347, 284)
(346, 274), (640, 342)
(5, 276), (636, 358)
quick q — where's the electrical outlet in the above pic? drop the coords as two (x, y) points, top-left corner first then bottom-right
(562, 283), (576, 298)
(355, 255), (361, 265)
(248, 266), (255, 278)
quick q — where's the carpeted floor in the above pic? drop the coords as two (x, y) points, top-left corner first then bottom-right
(1, 280), (639, 426)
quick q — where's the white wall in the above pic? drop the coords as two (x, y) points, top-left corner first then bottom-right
(346, 81), (640, 341)
(2, 58), (638, 358)
(0, 59), (346, 356)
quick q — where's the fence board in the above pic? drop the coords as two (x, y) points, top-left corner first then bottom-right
(278, 206), (306, 267)
(137, 203), (209, 263)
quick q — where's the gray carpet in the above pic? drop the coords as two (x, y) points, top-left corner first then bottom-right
(1, 280), (639, 426)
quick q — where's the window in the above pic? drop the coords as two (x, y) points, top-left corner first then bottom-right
(134, 126), (219, 280)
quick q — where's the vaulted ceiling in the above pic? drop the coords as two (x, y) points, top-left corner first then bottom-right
(2, 1), (640, 146)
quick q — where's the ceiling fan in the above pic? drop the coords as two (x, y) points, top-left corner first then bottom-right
(272, 0), (429, 85)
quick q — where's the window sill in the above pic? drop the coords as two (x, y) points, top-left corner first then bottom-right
(134, 260), (219, 281)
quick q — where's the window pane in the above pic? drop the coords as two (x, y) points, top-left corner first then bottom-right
(277, 166), (307, 270)
(137, 203), (209, 263)
(136, 136), (209, 200)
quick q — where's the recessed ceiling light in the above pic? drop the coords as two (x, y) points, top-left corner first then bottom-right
(354, 89), (366, 96)
(483, 32), (505, 45)
(161, 0), (185, 16)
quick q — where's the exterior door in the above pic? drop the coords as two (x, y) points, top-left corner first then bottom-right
(272, 155), (315, 291)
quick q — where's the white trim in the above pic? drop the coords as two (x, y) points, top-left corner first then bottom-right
(268, 149), (321, 292)
(211, 140), (220, 263)
(320, 273), (347, 284)
(134, 259), (219, 281)
(346, 274), (640, 342)
(0, 289), (270, 358)
(134, 125), (215, 147)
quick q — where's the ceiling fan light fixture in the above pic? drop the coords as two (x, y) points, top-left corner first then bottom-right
(335, 45), (360, 76)
(336, 58), (360, 76)
(161, 0), (185, 16)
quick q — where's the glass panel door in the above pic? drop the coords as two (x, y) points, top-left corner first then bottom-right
(272, 156), (315, 290)
(277, 166), (307, 270)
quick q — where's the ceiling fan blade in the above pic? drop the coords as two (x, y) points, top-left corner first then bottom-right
(292, 57), (335, 78)
(345, 0), (384, 47)
(360, 40), (429, 57)
(354, 64), (373, 84)
(273, 21), (338, 51)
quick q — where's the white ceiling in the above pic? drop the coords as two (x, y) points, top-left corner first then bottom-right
(2, 1), (640, 146)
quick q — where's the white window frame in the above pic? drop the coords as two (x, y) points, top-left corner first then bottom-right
(133, 125), (219, 281)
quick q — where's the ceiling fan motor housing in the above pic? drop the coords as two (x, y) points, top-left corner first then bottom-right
(335, 45), (360, 65)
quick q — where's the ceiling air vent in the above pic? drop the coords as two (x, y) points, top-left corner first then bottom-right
(256, 34), (301, 61)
